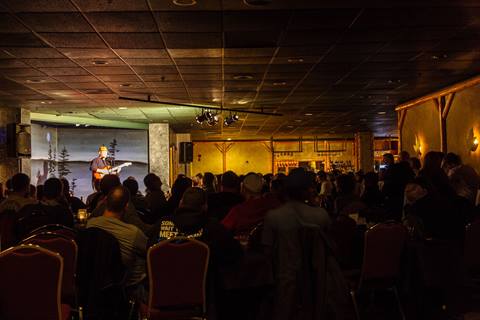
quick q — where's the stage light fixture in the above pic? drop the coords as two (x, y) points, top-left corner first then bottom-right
(224, 114), (240, 126)
(207, 113), (219, 126)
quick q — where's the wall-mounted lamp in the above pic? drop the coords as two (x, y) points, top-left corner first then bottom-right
(467, 128), (478, 152)
(471, 137), (479, 152)
(413, 135), (422, 157)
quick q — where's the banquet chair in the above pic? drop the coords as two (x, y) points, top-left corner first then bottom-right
(141, 237), (210, 320)
(22, 232), (78, 307)
(0, 209), (17, 250)
(349, 221), (408, 320)
(465, 220), (480, 278)
(29, 223), (78, 240)
(76, 227), (128, 320)
(329, 215), (357, 268)
(0, 244), (71, 320)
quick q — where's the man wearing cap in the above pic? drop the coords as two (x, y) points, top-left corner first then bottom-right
(221, 172), (281, 235)
(90, 145), (111, 187)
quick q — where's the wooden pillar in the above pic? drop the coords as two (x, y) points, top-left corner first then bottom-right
(214, 142), (234, 173)
(434, 93), (455, 153)
(354, 132), (374, 172)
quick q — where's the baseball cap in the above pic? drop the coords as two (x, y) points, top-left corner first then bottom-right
(242, 173), (264, 194)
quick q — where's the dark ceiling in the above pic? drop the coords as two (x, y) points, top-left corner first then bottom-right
(0, 0), (479, 139)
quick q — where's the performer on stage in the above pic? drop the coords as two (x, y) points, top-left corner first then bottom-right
(90, 145), (111, 187)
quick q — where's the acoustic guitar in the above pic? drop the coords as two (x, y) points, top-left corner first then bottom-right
(93, 162), (132, 180)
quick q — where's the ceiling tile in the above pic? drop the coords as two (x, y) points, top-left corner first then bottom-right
(17, 13), (93, 32)
(86, 12), (156, 32)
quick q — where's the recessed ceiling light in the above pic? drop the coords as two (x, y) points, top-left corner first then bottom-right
(235, 99), (250, 105)
(273, 81), (287, 86)
(118, 107), (128, 110)
(287, 57), (304, 63)
(40, 101), (46, 104)
(304, 113), (313, 116)
(92, 60), (108, 65)
(75, 124), (81, 127)
(294, 119), (302, 122)
(26, 79), (45, 83)
(233, 74), (254, 80)
(173, 0), (197, 6)
(227, 138), (232, 141)
(377, 111), (387, 115)
(85, 124), (90, 127)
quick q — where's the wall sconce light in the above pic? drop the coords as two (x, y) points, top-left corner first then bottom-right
(471, 137), (479, 152)
(413, 135), (422, 157)
(467, 128), (478, 152)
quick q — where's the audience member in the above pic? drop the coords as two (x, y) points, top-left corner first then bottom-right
(61, 178), (86, 214)
(16, 178), (74, 238)
(222, 173), (281, 235)
(86, 179), (101, 210)
(0, 173), (35, 214)
(262, 168), (330, 319)
(123, 178), (147, 214)
(87, 186), (147, 287)
(192, 173), (203, 187)
(202, 172), (217, 194)
(404, 177), (463, 241)
(409, 157), (422, 177)
(382, 152), (414, 220)
(207, 171), (244, 221)
(419, 151), (455, 199)
(158, 187), (242, 266)
(166, 175), (192, 216)
(143, 173), (167, 222)
(443, 152), (480, 204)
(91, 175), (154, 237)
(334, 174), (366, 217)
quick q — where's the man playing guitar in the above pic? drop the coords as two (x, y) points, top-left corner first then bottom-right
(90, 145), (132, 188)
(90, 145), (111, 187)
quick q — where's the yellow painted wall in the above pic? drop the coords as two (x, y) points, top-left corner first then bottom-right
(226, 141), (272, 174)
(446, 84), (480, 169)
(191, 140), (355, 175)
(192, 142), (223, 175)
(401, 100), (440, 160)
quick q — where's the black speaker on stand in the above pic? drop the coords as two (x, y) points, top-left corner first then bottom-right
(179, 142), (193, 176)
(179, 142), (193, 163)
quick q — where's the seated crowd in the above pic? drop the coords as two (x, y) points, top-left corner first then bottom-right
(0, 150), (479, 319)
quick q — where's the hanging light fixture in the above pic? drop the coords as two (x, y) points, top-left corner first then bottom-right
(224, 114), (240, 126)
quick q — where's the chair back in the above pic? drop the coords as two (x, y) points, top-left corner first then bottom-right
(22, 232), (78, 304)
(0, 244), (63, 320)
(0, 209), (17, 250)
(465, 220), (480, 273)
(329, 215), (357, 267)
(147, 237), (210, 314)
(29, 224), (77, 240)
(361, 221), (407, 283)
(76, 227), (126, 319)
(15, 204), (55, 239)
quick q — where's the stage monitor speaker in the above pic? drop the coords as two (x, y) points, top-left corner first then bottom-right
(179, 142), (193, 163)
(17, 125), (31, 157)
(6, 123), (31, 158)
